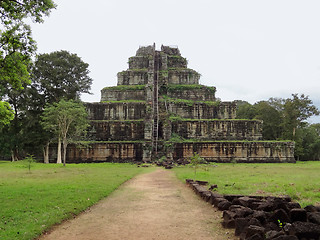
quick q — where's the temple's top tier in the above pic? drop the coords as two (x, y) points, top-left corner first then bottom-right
(117, 45), (200, 85)
(135, 45), (181, 56)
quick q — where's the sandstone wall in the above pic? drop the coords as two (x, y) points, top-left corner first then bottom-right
(173, 142), (295, 163)
(167, 56), (187, 68)
(59, 141), (295, 163)
(167, 70), (200, 85)
(171, 120), (262, 141)
(88, 120), (144, 141)
(136, 45), (154, 56)
(128, 56), (150, 69)
(167, 87), (216, 101)
(100, 89), (146, 101)
(86, 102), (146, 120)
(64, 142), (143, 163)
(168, 102), (237, 119)
(117, 70), (149, 85)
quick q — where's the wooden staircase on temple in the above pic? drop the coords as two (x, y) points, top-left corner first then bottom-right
(152, 50), (160, 157)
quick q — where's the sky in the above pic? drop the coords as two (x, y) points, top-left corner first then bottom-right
(29, 0), (320, 122)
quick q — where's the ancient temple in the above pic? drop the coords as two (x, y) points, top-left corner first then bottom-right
(66, 44), (295, 163)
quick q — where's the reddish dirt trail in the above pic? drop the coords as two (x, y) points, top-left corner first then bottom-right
(39, 168), (236, 240)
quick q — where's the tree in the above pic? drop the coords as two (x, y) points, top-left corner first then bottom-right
(31, 50), (93, 103)
(190, 153), (206, 180)
(29, 50), (92, 162)
(282, 94), (319, 140)
(0, 0), (56, 126)
(0, 1), (56, 24)
(41, 99), (88, 166)
(294, 124), (320, 161)
(0, 101), (13, 128)
(0, 50), (93, 162)
(306, 124), (320, 160)
(236, 100), (283, 140)
(254, 101), (283, 140)
(236, 101), (256, 119)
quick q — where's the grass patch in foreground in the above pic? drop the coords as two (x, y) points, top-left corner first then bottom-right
(173, 161), (320, 207)
(0, 161), (153, 240)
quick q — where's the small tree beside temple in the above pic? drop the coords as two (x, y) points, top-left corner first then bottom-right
(190, 153), (206, 180)
(41, 99), (88, 166)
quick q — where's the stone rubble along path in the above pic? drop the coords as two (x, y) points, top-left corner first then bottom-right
(39, 168), (236, 240)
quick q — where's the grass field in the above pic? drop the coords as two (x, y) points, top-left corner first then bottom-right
(0, 161), (152, 240)
(1, 161), (319, 239)
(173, 161), (320, 207)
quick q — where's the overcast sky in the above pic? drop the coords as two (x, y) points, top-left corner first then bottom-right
(29, 0), (320, 122)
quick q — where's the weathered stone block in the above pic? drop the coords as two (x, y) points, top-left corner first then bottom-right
(308, 212), (320, 225)
(167, 87), (215, 101)
(60, 142), (143, 163)
(168, 101), (237, 119)
(287, 221), (320, 239)
(304, 205), (319, 213)
(244, 225), (265, 240)
(217, 200), (232, 211)
(101, 89), (146, 101)
(167, 69), (200, 85)
(88, 120), (144, 141)
(86, 102), (146, 120)
(128, 56), (150, 69)
(290, 208), (307, 222)
(117, 70), (149, 85)
(171, 120), (263, 141)
(173, 142), (295, 163)
(269, 209), (291, 225)
(235, 217), (250, 236)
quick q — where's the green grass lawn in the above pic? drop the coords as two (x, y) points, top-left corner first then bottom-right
(0, 161), (152, 240)
(173, 161), (320, 207)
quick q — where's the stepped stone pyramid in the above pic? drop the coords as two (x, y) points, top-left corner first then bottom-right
(66, 44), (295, 163)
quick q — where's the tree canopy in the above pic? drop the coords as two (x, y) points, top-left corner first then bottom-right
(0, 0), (56, 24)
(0, 0), (56, 127)
(31, 50), (93, 103)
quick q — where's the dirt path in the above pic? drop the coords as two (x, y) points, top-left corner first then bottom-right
(40, 168), (236, 240)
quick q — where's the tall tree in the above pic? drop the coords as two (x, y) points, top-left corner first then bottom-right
(282, 94), (319, 140)
(41, 99), (89, 166)
(0, 0), (56, 125)
(31, 50), (93, 103)
(30, 50), (92, 162)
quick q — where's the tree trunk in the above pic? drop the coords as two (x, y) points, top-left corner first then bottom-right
(43, 142), (50, 164)
(62, 136), (67, 167)
(11, 151), (16, 162)
(11, 149), (19, 162)
(57, 137), (62, 164)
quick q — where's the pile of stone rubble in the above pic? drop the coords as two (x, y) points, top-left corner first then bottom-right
(186, 179), (320, 240)
(155, 158), (190, 169)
